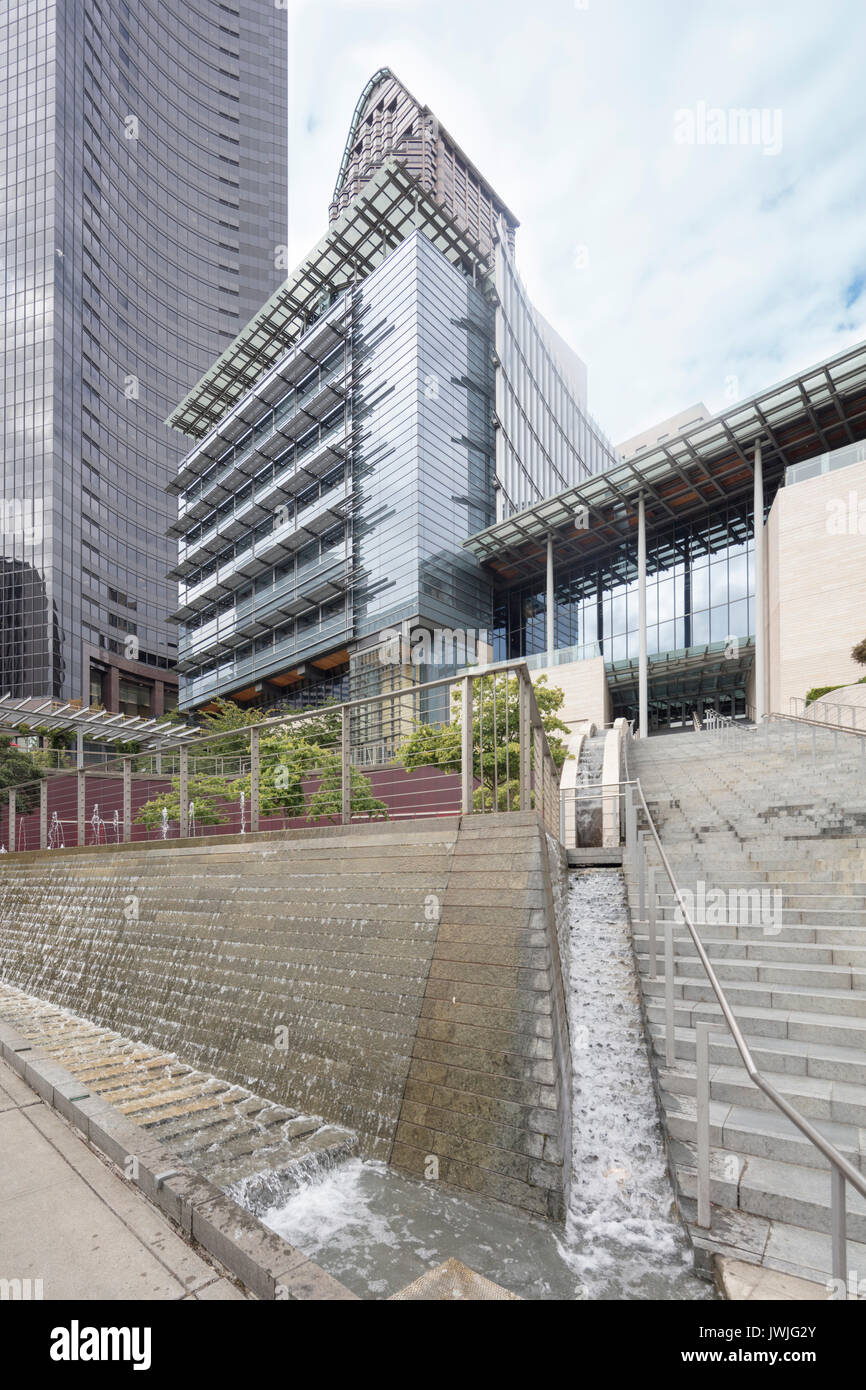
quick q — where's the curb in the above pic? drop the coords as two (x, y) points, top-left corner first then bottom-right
(0, 1020), (358, 1302)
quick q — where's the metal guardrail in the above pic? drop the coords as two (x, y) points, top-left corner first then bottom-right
(706, 709), (866, 762)
(0, 660), (562, 852)
(622, 731), (866, 1287)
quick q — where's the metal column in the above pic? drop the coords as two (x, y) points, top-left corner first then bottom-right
(754, 440), (766, 722)
(341, 708), (351, 826)
(77, 770), (86, 847)
(638, 492), (648, 739)
(461, 675), (474, 816)
(546, 532), (555, 658)
(179, 747), (189, 839)
(123, 758), (132, 842)
(249, 728), (260, 834)
(40, 778), (48, 850)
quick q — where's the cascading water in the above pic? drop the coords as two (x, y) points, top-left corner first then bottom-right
(575, 733), (607, 846)
(255, 869), (711, 1301)
(558, 868), (708, 1298)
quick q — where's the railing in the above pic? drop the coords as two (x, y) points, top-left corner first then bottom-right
(0, 661), (563, 853)
(789, 695), (866, 735)
(560, 782), (628, 849)
(621, 732), (866, 1287)
(706, 709), (866, 762)
(524, 642), (602, 671)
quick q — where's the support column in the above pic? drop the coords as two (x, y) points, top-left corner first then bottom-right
(7, 789), (15, 853)
(77, 770), (85, 847)
(40, 778), (48, 850)
(638, 493), (648, 739)
(341, 708), (351, 826)
(249, 728), (260, 834)
(123, 758), (132, 842)
(461, 675), (473, 816)
(753, 440), (766, 723)
(546, 532), (555, 658)
(179, 746), (189, 839)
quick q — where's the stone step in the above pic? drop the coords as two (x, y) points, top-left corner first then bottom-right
(633, 931), (866, 967)
(658, 1057), (866, 1130)
(648, 1021), (866, 1085)
(675, 1149), (866, 1244)
(686, 1204), (866, 1290)
(642, 974), (866, 1018)
(644, 994), (866, 1049)
(637, 951), (865, 992)
(663, 1091), (864, 1173)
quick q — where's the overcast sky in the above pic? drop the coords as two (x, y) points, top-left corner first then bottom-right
(283, 0), (866, 444)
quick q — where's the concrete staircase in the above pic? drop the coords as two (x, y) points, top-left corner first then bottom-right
(627, 727), (866, 1289)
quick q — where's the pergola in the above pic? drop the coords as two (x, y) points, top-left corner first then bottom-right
(0, 696), (196, 752)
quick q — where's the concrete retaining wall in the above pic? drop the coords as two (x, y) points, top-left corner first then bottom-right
(0, 813), (571, 1219)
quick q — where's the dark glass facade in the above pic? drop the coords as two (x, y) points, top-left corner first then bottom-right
(0, 0), (287, 705)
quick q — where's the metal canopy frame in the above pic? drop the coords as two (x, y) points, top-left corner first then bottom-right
(0, 697), (196, 747)
(605, 639), (755, 704)
(167, 158), (493, 442)
(464, 338), (866, 585)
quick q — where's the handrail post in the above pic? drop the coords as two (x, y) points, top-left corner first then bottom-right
(647, 865), (658, 977)
(831, 1168), (847, 1286)
(518, 671), (531, 811)
(250, 727), (260, 833)
(533, 724), (544, 823)
(664, 917), (676, 1067)
(40, 778), (48, 850)
(77, 769), (85, 847)
(341, 707), (351, 826)
(179, 746), (189, 839)
(123, 758), (132, 843)
(461, 674), (473, 816)
(7, 788), (15, 853)
(625, 784), (636, 862)
(696, 1022), (712, 1229)
(637, 831), (647, 921)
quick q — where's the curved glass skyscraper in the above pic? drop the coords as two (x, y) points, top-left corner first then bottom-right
(0, 0), (287, 710)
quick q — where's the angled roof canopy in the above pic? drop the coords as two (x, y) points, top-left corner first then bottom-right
(167, 159), (493, 442)
(465, 338), (866, 583)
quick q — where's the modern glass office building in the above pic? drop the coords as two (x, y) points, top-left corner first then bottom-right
(168, 70), (617, 713)
(0, 0), (287, 710)
(468, 343), (866, 732)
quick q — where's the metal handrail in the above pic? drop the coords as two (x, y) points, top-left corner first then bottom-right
(623, 731), (865, 1284)
(762, 709), (866, 741)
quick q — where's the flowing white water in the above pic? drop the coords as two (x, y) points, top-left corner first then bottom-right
(256, 868), (710, 1300)
(558, 869), (705, 1298)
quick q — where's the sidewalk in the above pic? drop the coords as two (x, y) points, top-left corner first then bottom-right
(0, 1057), (247, 1300)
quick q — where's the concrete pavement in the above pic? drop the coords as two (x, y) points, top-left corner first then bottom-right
(0, 1056), (248, 1301)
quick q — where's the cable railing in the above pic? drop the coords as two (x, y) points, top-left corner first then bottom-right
(705, 708), (866, 762)
(621, 731), (866, 1286)
(0, 661), (563, 853)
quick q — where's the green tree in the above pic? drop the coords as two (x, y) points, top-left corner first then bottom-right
(0, 738), (44, 838)
(135, 773), (234, 830)
(397, 673), (569, 811)
(306, 749), (388, 823)
(852, 638), (866, 667)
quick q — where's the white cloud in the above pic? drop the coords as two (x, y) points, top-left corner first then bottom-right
(281, 0), (866, 441)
